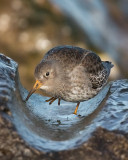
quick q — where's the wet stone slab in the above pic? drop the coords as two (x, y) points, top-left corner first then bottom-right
(0, 53), (128, 159)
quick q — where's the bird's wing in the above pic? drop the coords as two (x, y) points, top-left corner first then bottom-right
(43, 46), (109, 89)
(80, 51), (108, 89)
(43, 46), (85, 66)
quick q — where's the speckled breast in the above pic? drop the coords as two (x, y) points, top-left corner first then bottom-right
(59, 67), (100, 102)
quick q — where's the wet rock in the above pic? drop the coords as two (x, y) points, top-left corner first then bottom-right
(1, 116), (128, 160)
(0, 53), (128, 160)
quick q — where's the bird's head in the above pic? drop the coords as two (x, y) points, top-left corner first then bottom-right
(25, 60), (61, 101)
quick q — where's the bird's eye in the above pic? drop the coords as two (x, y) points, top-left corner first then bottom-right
(46, 72), (50, 76)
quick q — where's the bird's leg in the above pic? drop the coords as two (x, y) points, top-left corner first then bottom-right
(49, 97), (57, 105)
(45, 97), (57, 105)
(73, 102), (80, 115)
(46, 97), (61, 105)
(58, 98), (61, 105)
(45, 97), (55, 102)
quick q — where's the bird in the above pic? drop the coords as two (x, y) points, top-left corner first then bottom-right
(25, 45), (113, 115)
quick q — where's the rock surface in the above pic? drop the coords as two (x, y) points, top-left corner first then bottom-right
(1, 116), (128, 160)
(0, 53), (128, 160)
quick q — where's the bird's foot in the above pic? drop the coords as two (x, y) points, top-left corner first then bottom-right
(45, 97), (57, 105)
(45, 97), (61, 105)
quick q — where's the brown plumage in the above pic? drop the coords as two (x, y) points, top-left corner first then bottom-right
(25, 45), (113, 115)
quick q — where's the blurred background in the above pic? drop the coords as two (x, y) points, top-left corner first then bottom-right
(0, 0), (128, 90)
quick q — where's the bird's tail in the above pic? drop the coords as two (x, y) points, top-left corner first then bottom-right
(102, 61), (114, 76)
(104, 61), (114, 68)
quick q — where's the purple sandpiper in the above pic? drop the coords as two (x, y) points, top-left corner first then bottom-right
(25, 45), (113, 115)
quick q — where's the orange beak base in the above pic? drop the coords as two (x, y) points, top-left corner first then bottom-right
(25, 80), (43, 101)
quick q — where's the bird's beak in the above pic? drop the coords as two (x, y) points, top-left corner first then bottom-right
(25, 80), (43, 101)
